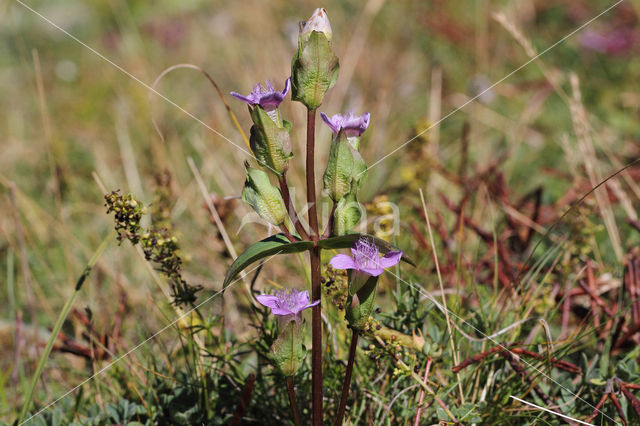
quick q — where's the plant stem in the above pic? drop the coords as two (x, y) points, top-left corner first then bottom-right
(278, 173), (309, 240)
(280, 223), (296, 243)
(286, 376), (302, 426)
(18, 233), (112, 424)
(322, 202), (337, 239)
(306, 109), (319, 241)
(335, 329), (358, 425)
(306, 107), (323, 425)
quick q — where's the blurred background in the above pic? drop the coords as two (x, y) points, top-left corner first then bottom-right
(2, 0), (640, 423)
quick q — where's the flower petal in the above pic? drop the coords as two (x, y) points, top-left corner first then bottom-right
(361, 266), (384, 276)
(320, 112), (340, 134)
(256, 294), (280, 309)
(303, 299), (321, 311)
(230, 92), (256, 105)
(271, 307), (295, 316)
(361, 112), (371, 131)
(330, 253), (357, 270)
(282, 77), (291, 97)
(379, 250), (402, 269)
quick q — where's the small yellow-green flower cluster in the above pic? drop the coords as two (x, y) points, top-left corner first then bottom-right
(365, 195), (394, 241)
(105, 190), (147, 245)
(561, 201), (603, 274)
(321, 264), (348, 311)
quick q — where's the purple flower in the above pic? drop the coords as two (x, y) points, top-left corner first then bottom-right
(330, 237), (402, 277)
(231, 78), (291, 111)
(256, 288), (319, 317)
(320, 111), (370, 138)
(579, 28), (635, 55)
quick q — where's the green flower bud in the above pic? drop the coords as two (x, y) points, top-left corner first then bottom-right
(270, 320), (306, 376)
(333, 191), (362, 236)
(242, 165), (287, 226)
(249, 106), (293, 176)
(291, 8), (339, 109)
(323, 130), (367, 202)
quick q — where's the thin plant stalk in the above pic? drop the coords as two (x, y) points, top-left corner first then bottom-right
(414, 358), (432, 426)
(278, 173), (309, 240)
(335, 329), (359, 425)
(306, 109), (319, 241)
(306, 107), (323, 425)
(322, 203), (337, 239)
(18, 233), (112, 423)
(286, 376), (302, 426)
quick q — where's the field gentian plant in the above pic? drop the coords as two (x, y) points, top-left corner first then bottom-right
(224, 8), (411, 425)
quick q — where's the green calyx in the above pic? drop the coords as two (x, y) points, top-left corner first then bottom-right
(345, 273), (379, 330)
(270, 319), (306, 376)
(333, 191), (362, 236)
(249, 106), (293, 176)
(323, 131), (367, 203)
(291, 30), (339, 110)
(242, 165), (287, 226)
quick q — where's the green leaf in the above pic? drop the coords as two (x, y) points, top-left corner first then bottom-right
(318, 233), (416, 266)
(223, 234), (313, 288)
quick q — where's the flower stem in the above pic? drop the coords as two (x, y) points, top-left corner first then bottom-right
(280, 224), (296, 243)
(335, 329), (358, 425)
(286, 376), (302, 426)
(306, 107), (323, 425)
(278, 173), (309, 240)
(306, 109), (319, 241)
(322, 202), (337, 239)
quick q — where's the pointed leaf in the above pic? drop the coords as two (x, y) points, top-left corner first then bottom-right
(223, 234), (313, 288)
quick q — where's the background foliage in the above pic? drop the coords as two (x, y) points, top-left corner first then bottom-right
(2, 0), (640, 424)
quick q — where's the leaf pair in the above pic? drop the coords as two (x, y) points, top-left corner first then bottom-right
(223, 233), (414, 289)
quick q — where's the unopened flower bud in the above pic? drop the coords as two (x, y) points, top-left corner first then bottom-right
(291, 8), (339, 109)
(242, 165), (287, 226)
(299, 8), (332, 43)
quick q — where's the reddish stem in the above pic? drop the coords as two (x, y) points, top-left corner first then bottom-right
(286, 376), (302, 426)
(585, 393), (609, 424)
(322, 202), (337, 239)
(414, 358), (432, 426)
(335, 329), (358, 425)
(306, 108), (323, 425)
(229, 373), (256, 426)
(279, 173), (309, 240)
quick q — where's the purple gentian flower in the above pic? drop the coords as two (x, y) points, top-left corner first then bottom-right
(256, 288), (319, 318)
(579, 28), (635, 55)
(231, 78), (291, 111)
(320, 111), (370, 138)
(330, 237), (402, 277)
